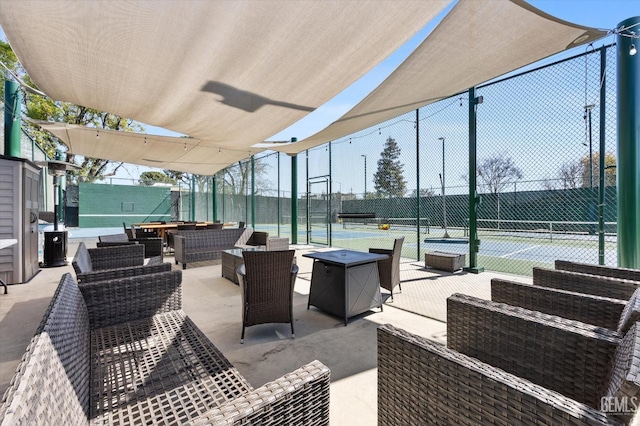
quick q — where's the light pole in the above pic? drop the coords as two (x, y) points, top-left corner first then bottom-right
(361, 155), (367, 198)
(584, 104), (595, 234)
(438, 137), (450, 238)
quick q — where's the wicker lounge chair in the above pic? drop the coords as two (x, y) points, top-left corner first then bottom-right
(72, 241), (171, 283)
(236, 250), (298, 343)
(369, 237), (404, 300)
(555, 260), (640, 281)
(0, 272), (331, 425)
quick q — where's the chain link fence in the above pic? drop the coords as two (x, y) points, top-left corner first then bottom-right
(55, 44), (619, 276)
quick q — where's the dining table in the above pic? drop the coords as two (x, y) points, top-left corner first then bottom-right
(131, 222), (235, 240)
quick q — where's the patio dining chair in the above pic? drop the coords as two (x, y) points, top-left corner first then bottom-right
(369, 237), (404, 301)
(236, 250), (298, 343)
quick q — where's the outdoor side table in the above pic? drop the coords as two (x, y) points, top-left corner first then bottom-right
(221, 247), (263, 284)
(303, 249), (387, 326)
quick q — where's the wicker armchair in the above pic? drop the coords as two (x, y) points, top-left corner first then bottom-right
(555, 260), (640, 281)
(378, 322), (634, 425)
(533, 267), (640, 300)
(236, 250), (298, 343)
(491, 278), (630, 330)
(378, 292), (640, 424)
(97, 233), (164, 260)
(369, 237), (404, 300)
(72, 241), (171, 283)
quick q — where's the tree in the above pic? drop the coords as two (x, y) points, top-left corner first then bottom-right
(477, 154), (523, 194)
(579, 152), (616, 187)
(139, 171), (177, 186)
(373, 136), (407, 198)
(219, 157), (272, 195)
(558, 153), (616, 190)
(1, 40), (142, 182)
(559, 161), (582, 189)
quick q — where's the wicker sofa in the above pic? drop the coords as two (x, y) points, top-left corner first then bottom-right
(96, 232), (164, 259)
(378, 293), (640, 425)
(174, 228), (246, 269)
(72, 241), (170, 283)
(533, 267), (640, 300)
(0, 272), (331, 425)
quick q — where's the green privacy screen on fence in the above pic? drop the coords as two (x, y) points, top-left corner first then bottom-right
(78, 183), (171, 227)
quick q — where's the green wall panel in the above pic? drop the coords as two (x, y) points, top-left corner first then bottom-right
(78, 183), (171, 228)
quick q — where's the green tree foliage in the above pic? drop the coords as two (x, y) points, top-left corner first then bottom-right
(373, 137), (407, 198)
(477, 153), (523, 194)
(139, 171), (177, 186)
(1, 40), (143, 182)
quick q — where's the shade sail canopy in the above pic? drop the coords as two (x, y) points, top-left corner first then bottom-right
(1, 0), (450, 174)
(30, 120), (255, 175)
(268, 0), (606, 155)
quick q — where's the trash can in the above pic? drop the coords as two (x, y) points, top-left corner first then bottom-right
(42, 230), (68, 267)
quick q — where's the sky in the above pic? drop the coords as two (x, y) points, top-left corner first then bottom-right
(1, 0), (638, 182)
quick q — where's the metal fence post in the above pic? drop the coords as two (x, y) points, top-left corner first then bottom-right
(4, 80), (21, 157)
(616, 16), (640, 268)
(251, 155), (255, 228)
(465, 87), (484, 273)
(416, 108), (421, 261)
(212, 174), (218, 222)
(290, 138), (298, 244)
(598, 46), (606, 265)
(190, 174), (195, 221)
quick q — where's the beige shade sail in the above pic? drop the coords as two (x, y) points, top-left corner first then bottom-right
(31, 120), (259, 176)
(268, 0), (606, 155)
(1, 0), (450, 174)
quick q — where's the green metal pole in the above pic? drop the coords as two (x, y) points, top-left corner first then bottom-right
(212, 174), (218, 222)
(277, 152), (281, 236)
(291, 148), (298, 244)
(251, 155), (255, 228)
(616, 17), (640, 268)
(4, 80), (21, 157)
(328, 141), (332, 247)
(598, 46), (606, 265)
(464, 87), (484, 273)
(190, 174), (196, 221)
(416, 109), (421, 261)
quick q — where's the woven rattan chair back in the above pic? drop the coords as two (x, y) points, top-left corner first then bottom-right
(369, 237), (404, 300)
(238, 250), (297, 343)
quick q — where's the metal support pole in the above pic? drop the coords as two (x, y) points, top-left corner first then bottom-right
(4, 80), (21, 157)
(212, 174), (218, 222)
(277, 152), (281, 236)
(464, 87), (484, 273)
(585, 104), (595, 235)
(190, 174), (195, 221)
(361, 155), (367, 197)
(416, 109), (421, 261)
(598, 46), (606, 265)
(616, 17), (640, 268)
(251, 155), (255, 228)
(329, 141), (332, 247)
(291, 138), (298, 244)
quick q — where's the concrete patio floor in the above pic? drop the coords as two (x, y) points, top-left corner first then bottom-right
(0, 237), (532, 425)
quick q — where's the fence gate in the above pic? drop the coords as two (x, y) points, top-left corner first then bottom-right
(307, 177), (330, 245)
